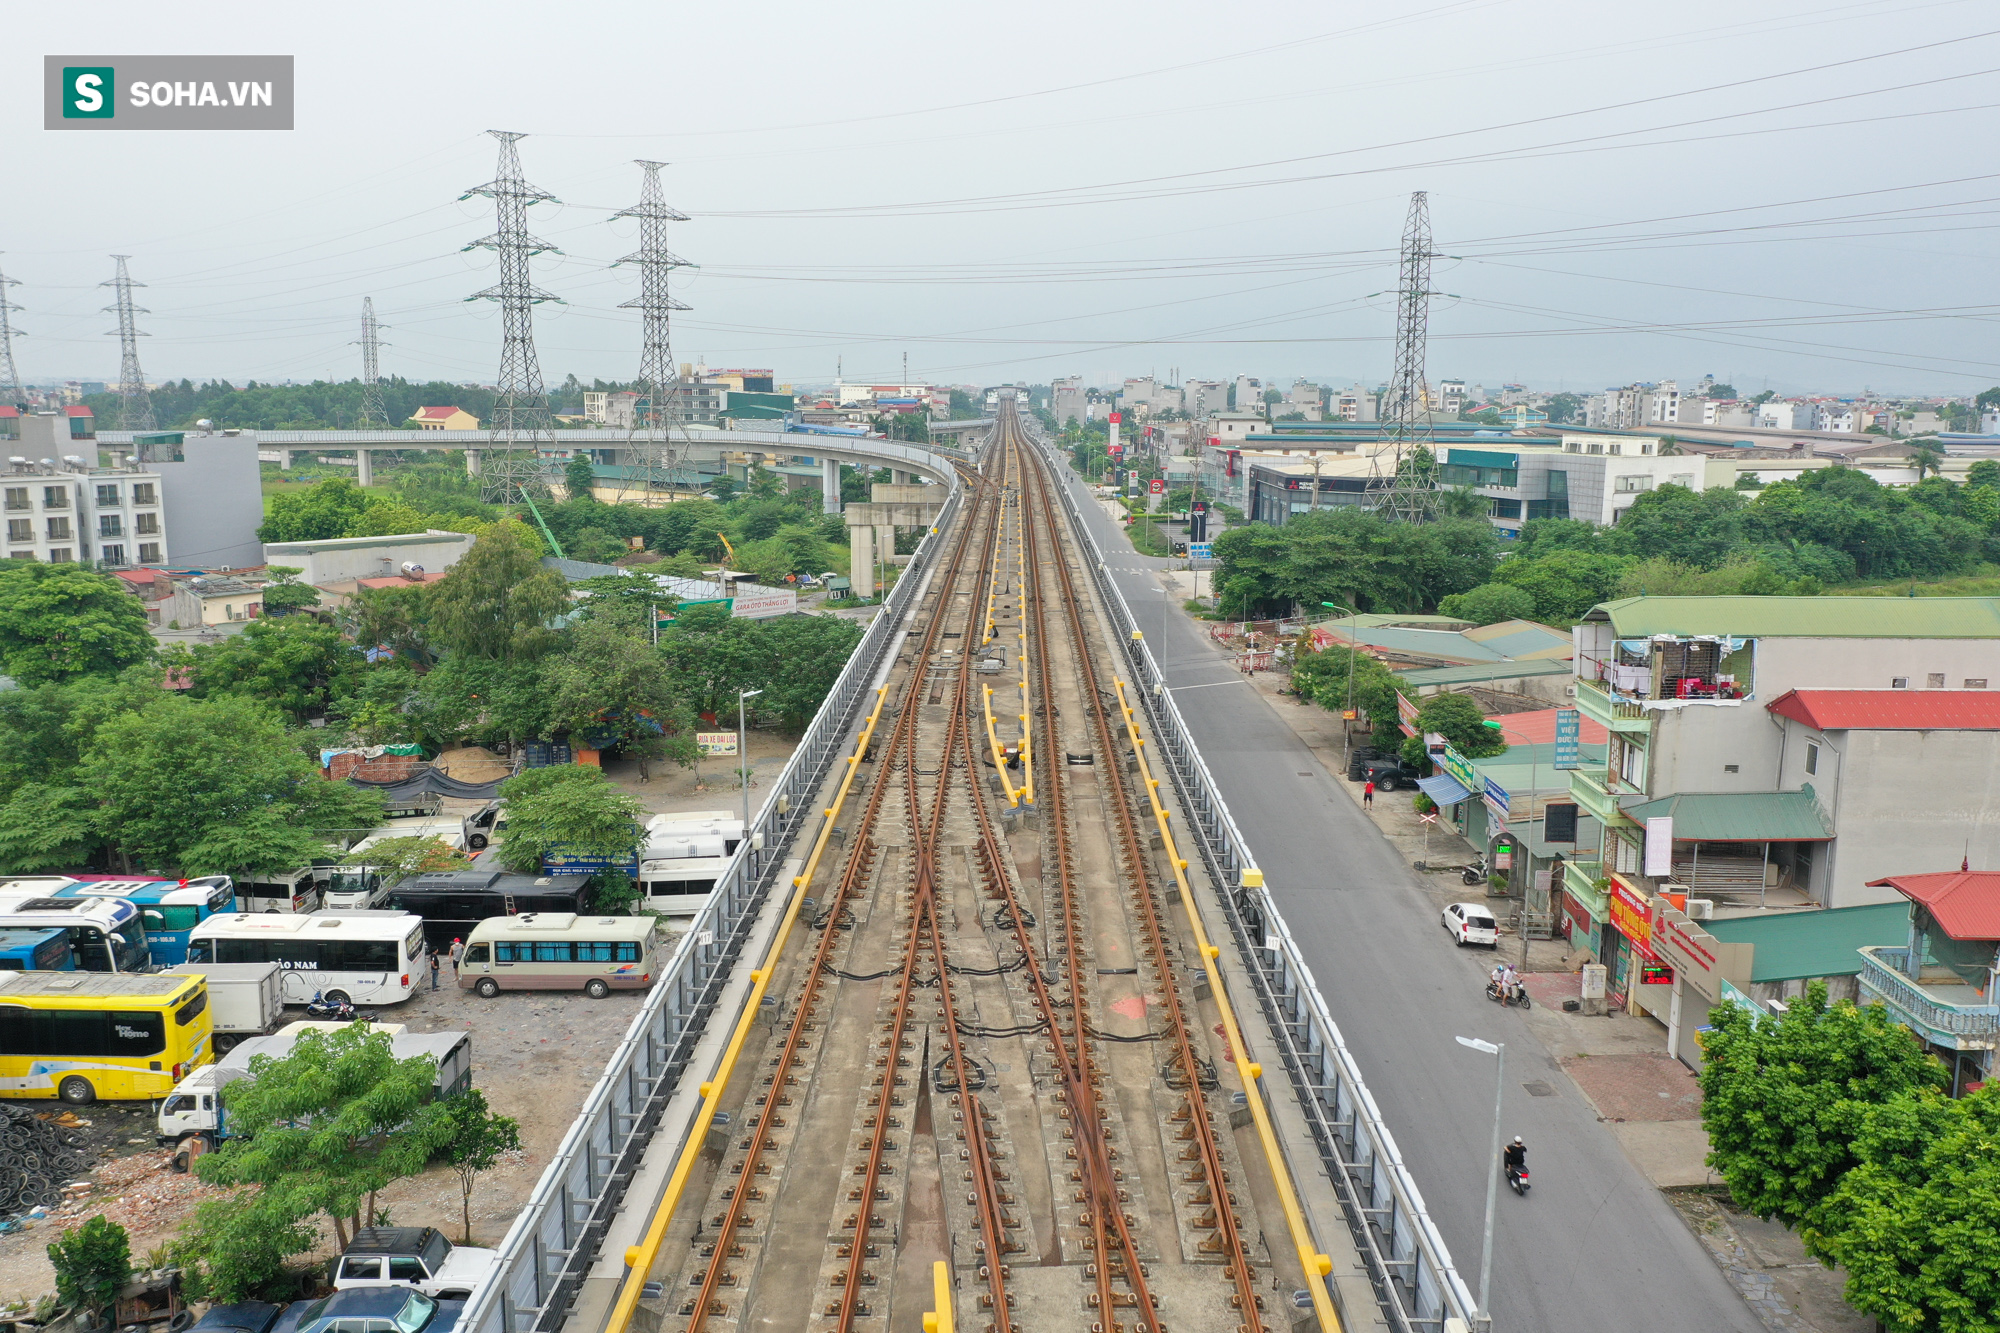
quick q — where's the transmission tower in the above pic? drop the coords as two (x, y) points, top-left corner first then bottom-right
(0, 258), (24, 406)
(1373, 192), (1439, 522)
(355, 297), (389, 427)
(609, 160), (691, 503)
(462, 130), (562, 503)
(103, 256), (156, 432)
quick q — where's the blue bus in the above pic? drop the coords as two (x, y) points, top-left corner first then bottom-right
(0, 898), (150, 973)
(54, 877), (236, 967)
(0, 929), (75, 972)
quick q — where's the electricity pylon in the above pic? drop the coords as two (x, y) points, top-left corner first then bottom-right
(609, 160), (692, 504)
(1373, 192), (1439, 522)
(356, 297), (389, 427)
(103, 256), (155, 432)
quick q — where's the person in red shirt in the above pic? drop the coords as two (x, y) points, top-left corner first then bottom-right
(1363, 779), (1375, 809)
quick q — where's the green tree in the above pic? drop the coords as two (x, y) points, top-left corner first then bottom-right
(1491, 550), (1633, 622)
(257, 476), (372, 543)
(0, 563), (155, 686)
(195, 1024), (458, 1253)
(1908, 445), (1945, 479)
(571, 573), (674, 633)
(1437, 582), (1537, 625)
(1706, 383), (1738, 399)
(187, 616), (366, 725)
(79, 695), (384, 874)
(48, 1215), (131, 1322)
(348, 582), (434, 666)
(355, 834), (469, 881)
(1412, 692), (1507, 758)
(1698, 982), (1947, 1235)
(0, 783), (104, 872)
(257, 565), (322, 615)
(1966, 459), (2000, 490)
(1818, 1088), (2000, 1331)
(407, 656), (549, 749)
(1289, 642), (1403, 747)
(542, 619), (696, 779)
(494, 765), (644, 874)
(426, 520), (567, 662)
(1544, 392), (1583, 424)
(565, 454), (597, 502)
(438, 1088), (522, 1244)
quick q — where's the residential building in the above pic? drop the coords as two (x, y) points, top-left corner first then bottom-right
(1333, 385), (1378, 423)
(1564, 596), (2000, 1008)
(1209, 411), (1269, 445)
(262, 529), (477, 588)
(1438, 379), (1466, 417)
(156, 574), (267, 627)
(582, 392), (608, 423)
(409, 406), (480, 431)
(1856, 871), (2000, 1093)
(3, 458), (167, 567)
(1052, 376), (1087, 426)
(1812, 402), (1859, 433)
(1283, 380), (1324, 421)
(1182, 380), (1228, 420)
(1585, 385), (1649, 430)
(1755, 400), (1808, 431)
(145, 432), (264, 569)
(1234, 375), (1262, 411)
(1647, 380), (1681, 426)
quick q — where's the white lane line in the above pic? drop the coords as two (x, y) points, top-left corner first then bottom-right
(1169, 679), (1249, 691)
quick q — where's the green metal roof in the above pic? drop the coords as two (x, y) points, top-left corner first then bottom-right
(1590, 596), (2000, 639)
(1618, 789), (1832, 842)
(1706, 902), (1910, 982)
(1398, 658), (1575, 687)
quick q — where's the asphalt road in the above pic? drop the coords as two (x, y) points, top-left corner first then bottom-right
(1050, 461), (1759, 1333)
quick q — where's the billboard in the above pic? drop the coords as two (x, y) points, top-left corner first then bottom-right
(696, 732), (738, 756)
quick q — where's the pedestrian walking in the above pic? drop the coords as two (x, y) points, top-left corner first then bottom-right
(449, 937), (463, 976)
(1363, 779), (1375, 810)
(429, 949), (441, 991)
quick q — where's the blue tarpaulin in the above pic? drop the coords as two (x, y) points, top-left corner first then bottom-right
(1418, 774), (1473, 806)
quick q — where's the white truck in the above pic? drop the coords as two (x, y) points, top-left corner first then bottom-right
(326, 820), (471, 909)
(165, 961), (284, 1054)
(157, 1020), (472, 1156)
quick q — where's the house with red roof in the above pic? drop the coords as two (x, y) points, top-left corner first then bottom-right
(1765, 689), (2000, 904)
(1859, 869), (2000, 1092)
(408, 405), (480, 431)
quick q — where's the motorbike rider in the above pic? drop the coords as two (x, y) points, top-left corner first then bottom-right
(1503, 1135), (1527, 1180)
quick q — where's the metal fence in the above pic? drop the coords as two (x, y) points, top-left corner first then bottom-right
(1040, 443), (1479, 1332)
(461, 439), (968, 1333)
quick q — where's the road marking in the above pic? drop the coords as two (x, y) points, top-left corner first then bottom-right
(1168, 679), (1248, 691)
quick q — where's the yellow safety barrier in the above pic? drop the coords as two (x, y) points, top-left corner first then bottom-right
(605, 684), (896, 1333)
(921, 1259), (953, 1333)
(1113, 678), (1342, 1333)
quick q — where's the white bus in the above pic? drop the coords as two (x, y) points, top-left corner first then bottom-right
(637, 855), (729, 917)
(326, 822), (470, 910)
(644, 812), (744, 855)
(238, 866), (324, 915)
(186, 911), (426, 1008)
(458, 913), (659, 999)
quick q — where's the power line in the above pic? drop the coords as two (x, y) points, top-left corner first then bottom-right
(103, 256), (155, 432)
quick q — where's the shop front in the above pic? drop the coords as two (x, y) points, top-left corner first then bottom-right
(1603, 874), (1670, 1018)
(1651, 898), (1754, 1070)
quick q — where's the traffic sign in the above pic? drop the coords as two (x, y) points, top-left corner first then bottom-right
(1188, 542), (1213, 560)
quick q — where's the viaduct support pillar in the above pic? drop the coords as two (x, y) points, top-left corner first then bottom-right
(850, 521), (875, 600)
(822, 458), (842, 513)
(355, 449), (374, 488)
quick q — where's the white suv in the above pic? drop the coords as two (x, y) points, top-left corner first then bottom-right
(332, 1228), (497, 1302)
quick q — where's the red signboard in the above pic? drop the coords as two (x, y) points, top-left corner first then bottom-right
(1109, 412), (1122, 424)
(1149, 479), (1165, 494)
(1640, 963), (1675, 986)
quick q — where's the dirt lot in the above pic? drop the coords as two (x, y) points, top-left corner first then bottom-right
(0, 977), (667, 1304)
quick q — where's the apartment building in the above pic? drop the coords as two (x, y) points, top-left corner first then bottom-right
(4, 460), (167, 566)
(1563, 596), (2000, 1012)
(1333, 385), (1378, 423)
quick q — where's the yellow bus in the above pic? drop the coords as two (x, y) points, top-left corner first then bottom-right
(0, 970), (213, 1103)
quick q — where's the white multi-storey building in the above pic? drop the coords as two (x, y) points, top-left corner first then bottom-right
(3, 461), (166, 567)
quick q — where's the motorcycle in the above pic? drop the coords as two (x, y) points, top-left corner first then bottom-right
(1461, 856), (1488, 887)
(1507, 1164), (1531, 1197)
(305, 993), (358, 1022)
(1485, 978), (1532, 1009)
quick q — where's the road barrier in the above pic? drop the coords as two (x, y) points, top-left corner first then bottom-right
(1037, 434), (1479, 1333)
(461, 439), (969, 1333)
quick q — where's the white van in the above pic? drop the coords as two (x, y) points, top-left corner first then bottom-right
(458, 912), (659, 999)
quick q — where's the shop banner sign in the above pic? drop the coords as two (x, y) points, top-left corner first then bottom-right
(1437, 742), (1480, 797)
(1553, 708), (1581, 770)
(1484, 776), (1511, 825)
(1396, 691), (1421, 738)
(1608, 876), (1653, 952)
(1644, 815), (1675, 877)
(695, 732), (738, 756)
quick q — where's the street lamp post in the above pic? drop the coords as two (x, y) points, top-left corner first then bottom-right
(1319, 601), (1361, 767)
(1455, 1034), (1506, 1331)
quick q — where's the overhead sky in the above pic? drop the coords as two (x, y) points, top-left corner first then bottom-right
(8, 0), (2000, 397)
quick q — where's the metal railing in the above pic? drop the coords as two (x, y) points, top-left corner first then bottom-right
(460, 437), (973, 1333)
(1857, 946), (2000, 1038)
(1038, 440), (1478, 1332)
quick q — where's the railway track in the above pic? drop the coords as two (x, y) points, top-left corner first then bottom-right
(642, 405), (1296, 1333)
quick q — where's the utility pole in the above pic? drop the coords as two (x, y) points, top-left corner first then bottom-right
(103, 256), (155, 432)
(1375, 192), (1439, 523)
(356, 297), (389, 427)
(0, 258), (24, 406)
(610, 160), (691, 504)
(462, 130), (561, 504)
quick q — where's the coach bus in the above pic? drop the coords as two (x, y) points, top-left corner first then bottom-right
(458, 913), (659, 999)
(637, 855), (729, 917)
(54, 877), (237, 966)
(0, 897), (151, 973)
(383, 870), (592, 952)
(0, 969), (212, 1103)
(0, 929), (75, 973)
(186, 911), (426, 1008)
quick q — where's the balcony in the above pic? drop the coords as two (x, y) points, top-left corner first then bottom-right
(1857, 946), (2000, 1049)
(1573, 673), (1652, 733)
(1563, 861), (1608, 919)
(1567, 769), (1638, 827)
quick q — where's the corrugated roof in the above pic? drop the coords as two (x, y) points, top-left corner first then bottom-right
(1589, 595), (2000, 639)
(1766, 689), (2000, 731)
(1865, 871), (2000, 941)
(1466, 626), (1574, 661)
(1398, 658), (1575, 687)
(1705, 903), (1911, 981)
(1618, 789), (1833, 842)
(1482, 707), (1609, 746)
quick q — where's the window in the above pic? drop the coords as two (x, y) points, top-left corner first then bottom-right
(138, 543), (161, 564)
(134, 512), (159, 535)
(0, 1006), (164, 1058)
(1892, 676), (1908, 688)
(388, 1258), (427, 1283)
(533, 942), (571, 962)
(98, 515), (123, 537)
(174, 989), (208, 1027)
(132, 483), (156, 505)
(45, 517), (70, 541)
(47, 548), (70, 563)
(6, 520), (29, 544)
(1669, 473), (1696, 488)
(1613, 475), (1653, 493)
(1615, 837), (1640, 874)
(3, 488), (26, 512)
(1488, 497), (1522, 519)
(42, 487), (67, 509)
(1805, 743), (1819, 775)
(100, 544), (126, 567)
(339, 1259), (383, 1282)
(1928, 673), (1946, 688)
(464, 944), (489, 964)
(95, 484), (119, 507)
(1969, 679), (1990, 689)
(144, 905), (201, 932)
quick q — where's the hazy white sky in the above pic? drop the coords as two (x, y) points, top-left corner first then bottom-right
(9, 0), (2000, 396)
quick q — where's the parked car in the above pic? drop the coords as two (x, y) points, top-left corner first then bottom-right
(1442, 901), (1500, 948)
(188, 1304), (287, 1333)
(272, 1288), (463, 1333)
(332, 1227), (497, 1301)
(1359, 757), (1421, 792)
